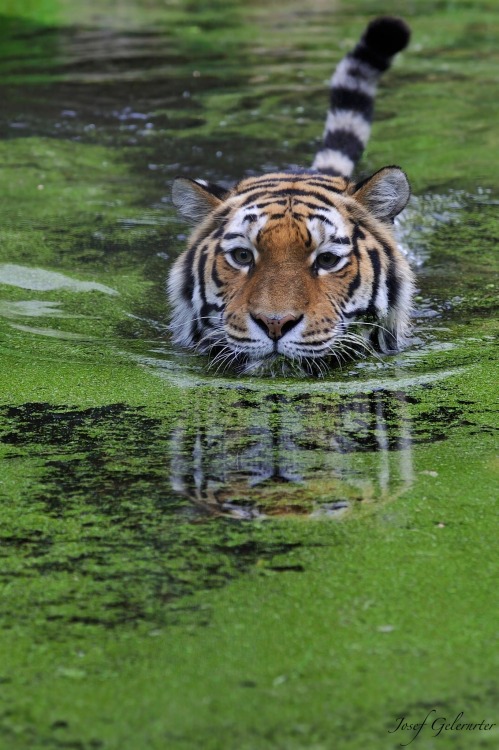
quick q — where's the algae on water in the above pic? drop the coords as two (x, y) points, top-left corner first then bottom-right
(0, 1), (498, 749)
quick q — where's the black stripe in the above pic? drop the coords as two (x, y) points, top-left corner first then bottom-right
(239, 175), (345, 191)
(181, 246), (197, 302)
(214, 241), (225, 255)
(311, 214), (336, 226)
(243, 194), (288, 205)
(243, 213), (258, 223)
(223, 232), (245, 241)
(197, 251), (208, 305)
(330, 87), (374, 120)
(255, 199), (288, 207)
(193, 223), (219, 246)
(324, 129), (365, 162)
(316, 167), (344, 177)
(345, 225), (364, 299)
(380, 241), (393, 258)
(347, 268), (361, 298)
(191, 319), (201, 344)
(238, 175), (320, 191)
(351, 44), (391, 73)
(214, 206), (232, 220)
(288, 187), (342, 199)
(289, 201), (334, 211)
(275, 188), (341, 205)
(367, 248), (381, 314)
(236, 180), (292, 195)
(294, 339), (332, 347)
(353, 224), (366, 243)
(304, 180), (346, 190)
(207, 183), (228, 200)
(386, 258), (400, 309)
(240, 187), (342, 206)
(227, 335), (258, 343)
(211, 259), (225, 289)
(237, 182), (281, 193)
(200, 301), (223, 318)
(351, 224), (365, 255)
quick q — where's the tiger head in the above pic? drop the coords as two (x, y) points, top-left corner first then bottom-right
(168, 168), (413, 375)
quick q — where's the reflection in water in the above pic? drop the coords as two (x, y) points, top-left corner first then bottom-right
(170, 390), (413, 518)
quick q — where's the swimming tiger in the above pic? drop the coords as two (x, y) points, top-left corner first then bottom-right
(168, 16), (413, 375)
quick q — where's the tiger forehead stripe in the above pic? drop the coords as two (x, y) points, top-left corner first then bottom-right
(237, 182), (344, 197)
(223, 232), (246, 241)
(220, 205), (270, 248)
(238, 189), (342, 208)
(237, 172), (347, 186)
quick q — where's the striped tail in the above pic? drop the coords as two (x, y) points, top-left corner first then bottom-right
(312, 17), (410, 178)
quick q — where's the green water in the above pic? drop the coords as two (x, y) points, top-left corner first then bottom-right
(0, 1), (497, 748)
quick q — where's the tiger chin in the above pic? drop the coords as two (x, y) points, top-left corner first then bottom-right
(168, 16), (415, 377)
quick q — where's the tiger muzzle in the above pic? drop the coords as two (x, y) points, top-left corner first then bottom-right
(251, 313), (303, 341)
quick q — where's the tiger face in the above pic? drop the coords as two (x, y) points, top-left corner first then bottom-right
(168, 167), (414, 375)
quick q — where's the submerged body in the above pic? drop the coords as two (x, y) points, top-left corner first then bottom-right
(168, 17), (414, 375)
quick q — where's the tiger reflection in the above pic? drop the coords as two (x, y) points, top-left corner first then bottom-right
(169, 389), (413, 518)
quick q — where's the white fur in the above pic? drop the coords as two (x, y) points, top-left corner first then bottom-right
(324, 109), (371, 145)
(331, 57), (380, 95)
(167, 260), (195, 346)
(361, 169), (410, 221)
(311, 149), (354, 176)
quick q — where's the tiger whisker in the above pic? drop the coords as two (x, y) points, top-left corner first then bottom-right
(209, 348), (239, 374)
(348, 320), (393, 334)
(337, 335), (376, 358)
(337, 333), (385, 364)
(342, 331), (381, 356)
(168, 314), (223, 334)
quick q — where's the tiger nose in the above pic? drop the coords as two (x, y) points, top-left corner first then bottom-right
(252, 313), (302, 340)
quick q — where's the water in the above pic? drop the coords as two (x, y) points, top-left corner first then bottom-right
(0, 1), (498, 749)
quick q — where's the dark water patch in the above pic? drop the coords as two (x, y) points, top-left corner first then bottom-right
(1, 402), (189, 516)
(0, 526), (311, 632)
(0, 11), (320, 196)
(0, 77), (227, 142)
(0, 401), (325, 631)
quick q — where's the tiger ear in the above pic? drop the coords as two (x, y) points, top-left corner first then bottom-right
(353, 166), (410, 222)
(172, 177), (228, 224)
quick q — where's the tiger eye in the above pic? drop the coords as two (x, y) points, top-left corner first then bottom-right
(316, 252), (340, 270)
(231, 248), (254, 266)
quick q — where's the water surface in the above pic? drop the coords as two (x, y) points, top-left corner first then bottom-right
(0, 1), (497, 748)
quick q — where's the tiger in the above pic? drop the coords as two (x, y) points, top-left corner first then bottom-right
(168, 16), (414, 375)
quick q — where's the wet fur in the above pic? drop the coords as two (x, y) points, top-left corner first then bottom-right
(168, 17), (413, 375)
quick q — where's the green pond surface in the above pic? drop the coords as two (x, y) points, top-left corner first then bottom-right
(0, 0), (498, 748)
